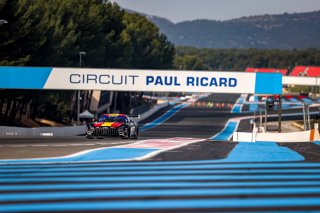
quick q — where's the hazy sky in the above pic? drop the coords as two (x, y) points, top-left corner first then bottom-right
(110, 0), (320, 23)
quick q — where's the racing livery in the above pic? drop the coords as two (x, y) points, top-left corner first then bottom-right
(86, 114), (139, 139)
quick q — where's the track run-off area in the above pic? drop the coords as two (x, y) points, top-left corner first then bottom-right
(1, 94), (320, 212)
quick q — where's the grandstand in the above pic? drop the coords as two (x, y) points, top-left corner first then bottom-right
(245, 67), (288, 76)
(289, 66), (320, 77)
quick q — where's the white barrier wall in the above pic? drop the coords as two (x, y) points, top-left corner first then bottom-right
(233, 130), (320, 143)
(256, 131), (311, 142)
(233, 132), (256, 142)
(0, 102), (169, 137)
(0, 126), (87, 137)
(282, 76), (319, 86)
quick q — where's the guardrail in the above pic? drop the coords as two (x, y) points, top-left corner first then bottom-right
(0, 101), (170, 137)
(0, 125), (87, 137)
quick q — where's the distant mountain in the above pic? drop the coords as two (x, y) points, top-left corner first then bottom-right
(136, 10), (320, 49)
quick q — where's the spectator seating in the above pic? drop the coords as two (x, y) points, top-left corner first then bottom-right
(290, 66), (320, 77)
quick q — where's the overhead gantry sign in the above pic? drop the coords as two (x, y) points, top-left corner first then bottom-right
(0, 67), (282, 94)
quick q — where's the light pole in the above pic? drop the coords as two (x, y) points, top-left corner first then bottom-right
(0, 20), (8, 26)
(79, 51), (86, 67)
(77, 51), (86, 125)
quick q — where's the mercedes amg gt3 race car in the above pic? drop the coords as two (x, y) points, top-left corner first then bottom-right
(86, 114), (139, 139)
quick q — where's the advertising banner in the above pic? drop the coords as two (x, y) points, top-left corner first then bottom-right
(0, 67), (282, 94)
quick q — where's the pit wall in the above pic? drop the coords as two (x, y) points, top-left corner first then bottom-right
(233, 129), (320, 143)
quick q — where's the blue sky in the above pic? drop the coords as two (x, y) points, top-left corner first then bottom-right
(110, 0), (320, 23)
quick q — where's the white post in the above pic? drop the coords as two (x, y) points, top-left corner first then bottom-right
(265, 96), (268, 132)
(303, 103), (307, 130)
(259, 110), (263, 132)
(307, 105), (311, 130)
(77, 90), (80, 125)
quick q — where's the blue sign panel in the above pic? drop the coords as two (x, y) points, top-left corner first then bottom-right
(0, 67), (52, 89)
(255, 73), (282, 94)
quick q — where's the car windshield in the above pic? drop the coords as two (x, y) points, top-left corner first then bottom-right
(98, 115), (128, 123)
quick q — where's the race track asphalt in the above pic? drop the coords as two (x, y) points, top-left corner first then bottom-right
(0, 93), (239, 159)
(2, 94), (320, 212)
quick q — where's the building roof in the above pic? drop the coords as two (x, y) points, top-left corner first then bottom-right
(245, 67), (288, 76)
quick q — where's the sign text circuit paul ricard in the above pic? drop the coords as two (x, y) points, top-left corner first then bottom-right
(0, 67), (282, 94)
(69, 73), (237, 88)
(42, 68), (265, 93)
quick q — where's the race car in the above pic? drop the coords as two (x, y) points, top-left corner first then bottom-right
(86, 114), (139, 139)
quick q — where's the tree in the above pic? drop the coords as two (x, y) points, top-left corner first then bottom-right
(174, 47), (320, 71)
(122, 12), (174, 69)
(0, 0), (176, 125)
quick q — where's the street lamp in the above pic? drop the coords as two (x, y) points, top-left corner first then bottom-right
(0, 20), (8, 26)
(77, 51), (86, 125)
(79, 51), (86, 67)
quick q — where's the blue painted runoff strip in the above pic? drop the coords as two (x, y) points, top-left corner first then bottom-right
(1, 197), (320, 212)
(3, 187), (320, 202)
(279, 98), (301, 109)
(2, 180), (320, 192)
(3, 174), (320, 183)
(231, 104), (241, 113)
(2, 161), (320, 169)
(210, 121), (238, 141)
(254, 72), (282, 95)
(289, 98), (300, 103)
(302, 98), (314, 104)
(1, 163), (320, 174)
(219, 142), (304, 162)
(0, 148), (158, 164)
(280, 97), (304, 109)
(140, 103), (189, 132)
(249, 96), (259, 112)
(237, 97), (245, 104)
(0, 66), (52, 89)
(289, 98), (302, 106)
(3, 168), (320, 178)
(231, 96), (245, 113)
(281, 98), (291, 109)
